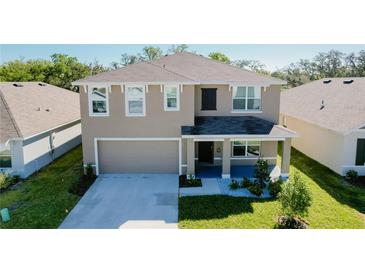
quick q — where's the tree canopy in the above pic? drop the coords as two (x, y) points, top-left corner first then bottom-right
(1, 47), (364, 91)
(0, 54), (108, 91)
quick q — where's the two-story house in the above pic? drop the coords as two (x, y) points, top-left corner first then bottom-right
(73, 52), (296, 179)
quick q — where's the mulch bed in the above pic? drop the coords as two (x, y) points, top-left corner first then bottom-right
(179, 175), (202, 188)
(277, 216), (309, 229)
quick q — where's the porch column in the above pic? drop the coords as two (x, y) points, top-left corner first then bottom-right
(222, 138), (231, 178)
(281, 138), (292, 178)
(186, 138), (195, 176)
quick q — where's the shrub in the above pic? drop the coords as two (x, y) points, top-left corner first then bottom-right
(0, 173), (20, 192)
(68, 165), (97, 196)
(279, 172), (312, 221)
(247, 183), (263, 197)
(241, 176), (252, 188)
(85, 163), (96, 180)
(345, 170), (358, 184)
(229, 180), (240, 190)
(268, 177), (284, 198)
(253, 158), (270, 186)
(0, 173), (11, 191)
(180, 174), (202, 187)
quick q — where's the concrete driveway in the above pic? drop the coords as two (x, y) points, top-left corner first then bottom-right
(59, 174), (178, 229)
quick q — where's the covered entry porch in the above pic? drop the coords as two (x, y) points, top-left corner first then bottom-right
(181, 116), (297, 179)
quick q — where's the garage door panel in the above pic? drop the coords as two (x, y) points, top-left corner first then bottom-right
(98, 141), (179, 173)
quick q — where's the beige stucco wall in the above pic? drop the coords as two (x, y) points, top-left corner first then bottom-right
(194, 84), (281, 123)
(80, 85), (195, 164)
(280, 114), (345, 174)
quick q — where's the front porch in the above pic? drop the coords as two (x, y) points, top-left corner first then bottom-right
(181, 116), (297, 179)
(196, 165), (276, 179)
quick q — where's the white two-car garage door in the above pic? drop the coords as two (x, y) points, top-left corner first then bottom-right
(97, 140), (179, 174)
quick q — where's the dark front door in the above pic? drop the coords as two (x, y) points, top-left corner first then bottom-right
(198, 142), (214, 164)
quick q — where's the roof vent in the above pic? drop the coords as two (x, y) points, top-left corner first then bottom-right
(323, 79), (331, 84)
(38, 83), (47, 86)
(36, 107), (41, 111)
(45, 108), (51, 112)
(343, 79), (354, 84)
(13, 83), (23, 87)
(320, 99), (325, 110)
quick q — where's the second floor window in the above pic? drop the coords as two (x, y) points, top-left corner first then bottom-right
(164, 85), (180, 111)
(232, 86), (261, 112)
(201, 88), (217, 110)
(125, 86), (146, 116)
(89, 86), (109, 116)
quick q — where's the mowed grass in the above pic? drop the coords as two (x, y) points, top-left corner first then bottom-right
(0, 145), (83, 229)
(179, 148), (365, 229)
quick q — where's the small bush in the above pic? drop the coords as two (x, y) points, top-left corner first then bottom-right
(0, 173), (12, 191)
(241, 176), (252, 188)
(68, 164), (97, 196)
(345, 170), (358, 184)
(268, 177), (284, 198)
(248, 183), (263, 197)
(279, 172), (312, 222)
(229, 180), (240, 190)
(85, 163), (96, 180)
(0, 173), (20, 192)
(180, 174), (202, 187)
(253, 158), (270, 186)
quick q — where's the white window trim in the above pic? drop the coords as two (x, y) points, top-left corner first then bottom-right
(231, 140), (261, 158)
(163, 85), (180, 111)
(231, 86), (261, 112)
(88, 86), (109, 117)
(125, 85), (146, 117)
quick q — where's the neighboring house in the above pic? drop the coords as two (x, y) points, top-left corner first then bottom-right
(0, 82), (81, 178)
(280, 78), (365, 176)
(73, 52), (296, 179)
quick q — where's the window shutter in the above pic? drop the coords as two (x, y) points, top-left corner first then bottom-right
(201, 88), (217, 110)
(355, 139), (365, 166)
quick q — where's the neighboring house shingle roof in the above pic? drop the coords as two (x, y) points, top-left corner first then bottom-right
(74, 52), (285, 85)
(280, 78), (365, 133)
(0, 82), (80, 143)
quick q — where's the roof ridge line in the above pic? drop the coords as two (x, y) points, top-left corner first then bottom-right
(145, 60), (198, 82)
(179, 51), (286, 83)
(0, 88), (22, 138)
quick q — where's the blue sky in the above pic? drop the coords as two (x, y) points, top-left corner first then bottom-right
(1, 44), (364, 71)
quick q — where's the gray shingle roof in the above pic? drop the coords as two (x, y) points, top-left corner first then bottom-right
(181, 116), (295, 138)
(280, 78), (365, 133)
(74, 52), (285, 85)
(0, 82), (80, 143)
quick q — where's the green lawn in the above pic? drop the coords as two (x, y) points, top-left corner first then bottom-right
(0, 145), (83, 229)
(179, 148), (365, 229)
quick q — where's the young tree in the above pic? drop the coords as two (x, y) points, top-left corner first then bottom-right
(208, 52), (230, 64)
(279, 172), (312, 221)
